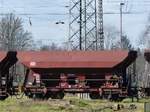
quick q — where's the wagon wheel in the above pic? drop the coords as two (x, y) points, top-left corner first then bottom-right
(43, 93), (51, 100)
(32, 93), (46, 100)
(89, 93), (100, 99)
(0, 95), (8, 101)
(110, 94), (123, 102)
(50, 92), (65, 99)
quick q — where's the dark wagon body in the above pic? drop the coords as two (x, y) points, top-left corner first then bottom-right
(16, 50), (137, 100)
(0, 51), (17, 100)
(144, 51), (150, 96)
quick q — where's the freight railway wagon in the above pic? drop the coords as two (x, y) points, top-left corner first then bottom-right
(144, 51), (150, 96)
(0, 50), (137, 100)
(17, 50), (137, 100)
(0, 51), (18, 100)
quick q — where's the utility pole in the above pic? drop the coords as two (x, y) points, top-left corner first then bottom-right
(79, 0), (82, 50)
(120, 2), (124, 49)
(95, 0), (98, 50)
(84, 0), (87, 50)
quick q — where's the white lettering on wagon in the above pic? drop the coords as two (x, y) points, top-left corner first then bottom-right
(30, 62), (36, 67)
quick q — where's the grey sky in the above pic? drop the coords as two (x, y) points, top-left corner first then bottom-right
(0, 0), (150, 47)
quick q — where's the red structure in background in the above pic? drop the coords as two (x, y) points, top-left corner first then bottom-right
(16, 50), (137, 100)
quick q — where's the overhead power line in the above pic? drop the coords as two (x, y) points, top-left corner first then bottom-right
(105, 0), (150, 3)
(0, 11), (149, 16)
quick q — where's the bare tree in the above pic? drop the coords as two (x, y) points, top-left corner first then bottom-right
(104, 25), (120, 50)
(104, 25), (133, 50)
(137, 15), (150, 89)
(121, 35), (133, 50)
(139, 15), (150, 48)
(40, 42), (62, 51)
(40, 45), (50, 51)
(0, 13), (33, 51)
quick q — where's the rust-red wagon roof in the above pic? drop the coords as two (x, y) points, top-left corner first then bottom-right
(17, 50), (137, 69)
(0, 51), (7, 61)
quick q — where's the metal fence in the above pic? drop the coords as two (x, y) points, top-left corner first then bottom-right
(145, 102), (150, 112)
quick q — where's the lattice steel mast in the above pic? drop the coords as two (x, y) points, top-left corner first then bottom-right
(97, 0), (104, 50)
(69, 0), (104, 50)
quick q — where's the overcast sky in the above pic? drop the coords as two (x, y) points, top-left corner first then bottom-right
(1, 0), (150, 47)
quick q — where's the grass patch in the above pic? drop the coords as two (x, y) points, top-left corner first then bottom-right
(0, 96), (149, 112)
(69, 99), (89, 107)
